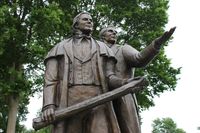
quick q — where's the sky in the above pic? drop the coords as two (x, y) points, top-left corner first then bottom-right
(141, 0), (200, 132)
(23, 0), (200, 132)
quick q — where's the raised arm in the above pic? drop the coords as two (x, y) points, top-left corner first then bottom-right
(123, 27), (176, 67)
(154, 27), (176, 49)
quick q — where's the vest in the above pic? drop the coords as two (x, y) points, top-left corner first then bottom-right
(69, 38), (101, 86)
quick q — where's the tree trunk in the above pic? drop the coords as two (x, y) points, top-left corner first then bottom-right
(6, 95), (19, 133)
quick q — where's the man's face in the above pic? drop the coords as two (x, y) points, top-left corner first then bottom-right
(76, 14), (93, 34)
(103, 28), (117, 44)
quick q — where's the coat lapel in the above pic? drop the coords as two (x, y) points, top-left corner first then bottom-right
(82, 38), (97, 63)
(111, 44), (120, 55)
(63, 38), (74, 63)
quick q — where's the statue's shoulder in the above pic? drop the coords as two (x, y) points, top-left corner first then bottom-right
(96, 40), (115, 58)
(96, 40), (108, 49)
(45, 38), (72, 61)
(114, 44), (123, 51)
(121, 43), (139, 55)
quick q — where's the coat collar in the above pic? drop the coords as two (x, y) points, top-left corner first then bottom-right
(109, 44), (120, 55)
(63, 37), (97, 63)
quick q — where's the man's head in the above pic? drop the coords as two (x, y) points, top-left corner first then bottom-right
(99, 26), (117, 45)
(73, 12), (93, 35)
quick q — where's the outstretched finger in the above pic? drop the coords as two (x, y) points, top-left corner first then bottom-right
(168, 27), (176, 36)
(163, 27), (176, 41)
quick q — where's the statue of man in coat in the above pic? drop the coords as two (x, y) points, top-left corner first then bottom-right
(99, 26), (175, 133)
(41, 12), (137, 133)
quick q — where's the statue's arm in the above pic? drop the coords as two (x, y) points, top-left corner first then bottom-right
(123, 27), (176, 67)
(105, 57), (127, 89)
(122, 44), (157, 67)
(42, 58), (59, 122)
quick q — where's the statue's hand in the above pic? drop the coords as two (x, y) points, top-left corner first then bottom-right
(123, 76), (149, 85)
(154, 27), (176, 49)
(123, 76), (149, 92)
(41, 105), (55, 123)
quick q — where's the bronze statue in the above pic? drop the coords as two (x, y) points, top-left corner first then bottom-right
(34, 11), (175, 133)
(40, 12), (145, 133)
(99, 26), (176, 133)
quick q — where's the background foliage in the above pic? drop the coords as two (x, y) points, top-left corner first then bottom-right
(0, 0), (180, 132)
(152, 117), (186, 133)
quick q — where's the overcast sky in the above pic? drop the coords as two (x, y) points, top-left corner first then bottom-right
(23, 0), (200, 132)
(141, 0), (200, 132)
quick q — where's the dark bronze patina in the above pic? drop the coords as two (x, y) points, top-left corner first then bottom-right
(99, 26), (175, 133)
(33, 77), (148, 130)
(33, 12), (150, 133)
(33, 11), (175, 133)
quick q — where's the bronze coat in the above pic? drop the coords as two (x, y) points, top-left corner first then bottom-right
(110, 42), (159, 133)
(43, 37), (121, 133)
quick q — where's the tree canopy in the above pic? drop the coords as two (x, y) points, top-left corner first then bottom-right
(152, 117), (186, 133)
(0, 0), (180, 132)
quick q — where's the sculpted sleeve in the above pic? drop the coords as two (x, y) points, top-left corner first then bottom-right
(42, 58), (58, 110)
(97, 40), (126, 89)
(105, 57), (126, 89)
(122, 42), (159, 67)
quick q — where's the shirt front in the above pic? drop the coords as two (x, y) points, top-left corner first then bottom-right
(69, 36), (100, 86)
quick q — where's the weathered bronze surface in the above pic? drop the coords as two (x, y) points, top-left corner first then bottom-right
(33, 11), (175, 132)
(99, 26), (175, 133)
(33, 76), (148, 130)
(33, 12), (152, 133)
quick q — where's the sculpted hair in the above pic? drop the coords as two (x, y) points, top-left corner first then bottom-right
(99, 26), (117, 41)
(72, 11), (91, 33)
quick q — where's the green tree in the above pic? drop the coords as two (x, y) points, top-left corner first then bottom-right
(0, 0), (180, 132)
(0, 1), (71, 132)
(17, 109), (51, 133)
(58, 0), (181, 110)
(152, 117), (186, 133)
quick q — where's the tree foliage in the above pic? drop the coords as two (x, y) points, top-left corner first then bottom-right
(152, 117), (186, 133)
(0, 0), (69, 132)
(0, 0), (180, 132)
